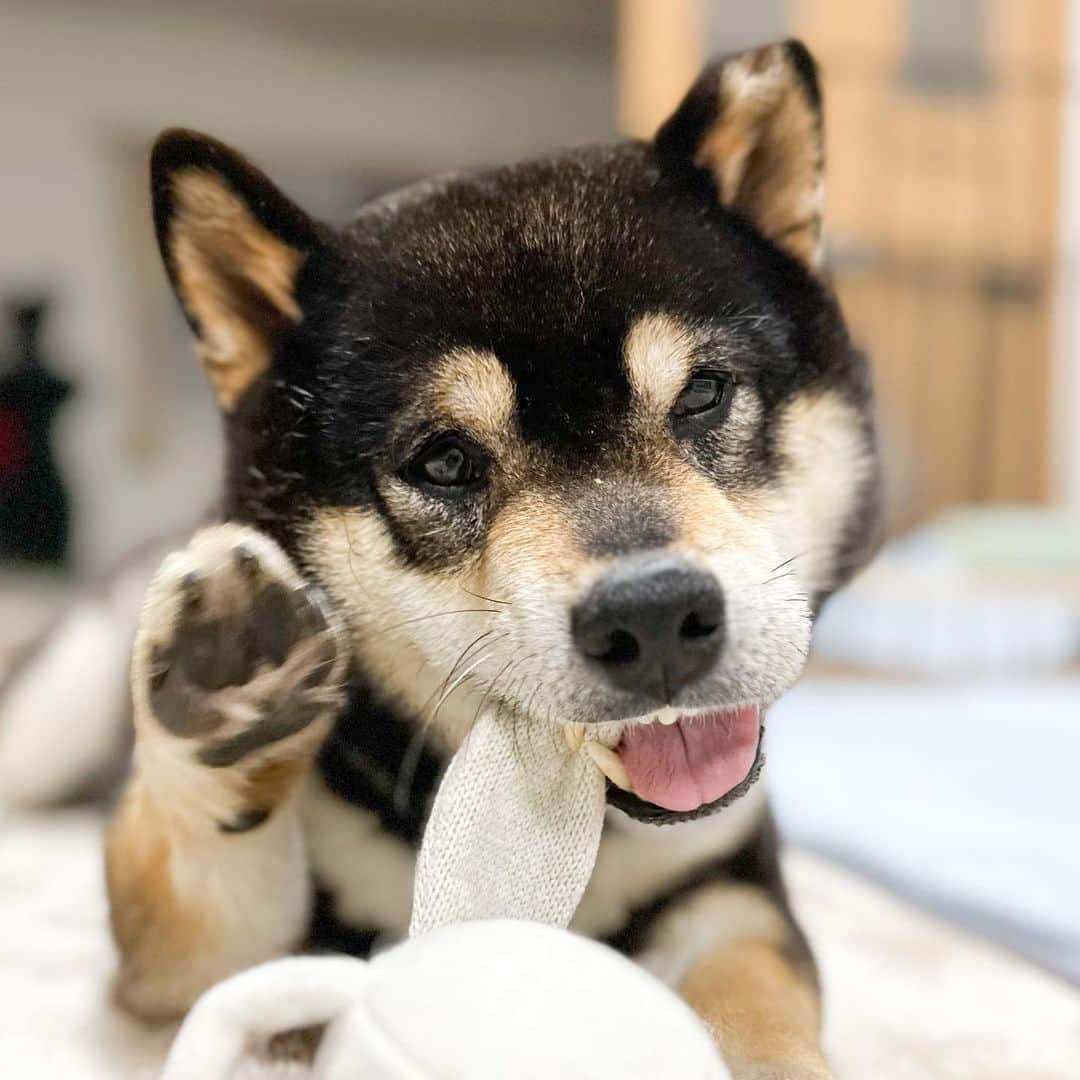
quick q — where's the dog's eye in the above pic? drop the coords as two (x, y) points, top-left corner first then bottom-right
(671, 370), (734, 430)
(405, 434), (486, 493)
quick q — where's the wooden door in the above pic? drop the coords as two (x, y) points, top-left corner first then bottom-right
(618, 0), (1067, 530)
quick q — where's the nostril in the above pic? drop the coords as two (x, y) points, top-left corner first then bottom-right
(591, 628), (640, 666)
(679, 610), (719, 641)
(573, 556), (725, 697)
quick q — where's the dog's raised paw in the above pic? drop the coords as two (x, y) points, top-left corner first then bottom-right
(136, 525), (345, 771)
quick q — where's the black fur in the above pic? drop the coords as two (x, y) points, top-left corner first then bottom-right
(317, 684), (443, 846)
(192, 140), (859, 580)
(146, 40), (880, 961)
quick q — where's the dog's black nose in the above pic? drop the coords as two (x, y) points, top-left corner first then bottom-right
(571, 555), (724, 701)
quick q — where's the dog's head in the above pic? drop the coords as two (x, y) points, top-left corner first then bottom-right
(151, 41), (879, 823)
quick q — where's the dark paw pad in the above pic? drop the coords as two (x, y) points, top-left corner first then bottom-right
(147, 549), (340, 752)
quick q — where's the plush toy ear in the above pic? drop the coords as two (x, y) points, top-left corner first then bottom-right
(655, 40), (825, 269)
(151, 130), (321, 411)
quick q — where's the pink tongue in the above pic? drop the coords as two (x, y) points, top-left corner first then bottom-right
(616, 706), (760, 812)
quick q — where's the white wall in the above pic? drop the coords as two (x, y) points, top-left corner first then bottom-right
(0, 5), (613, 571)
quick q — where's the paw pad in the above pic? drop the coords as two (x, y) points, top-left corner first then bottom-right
(145, 538), (342, 763)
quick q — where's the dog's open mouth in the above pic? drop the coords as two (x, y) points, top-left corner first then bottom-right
(567, 705), (763, 824)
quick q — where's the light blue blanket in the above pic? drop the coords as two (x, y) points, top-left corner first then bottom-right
(769, 676), (1080, 983)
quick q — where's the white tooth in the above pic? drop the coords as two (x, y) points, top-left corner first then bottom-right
(583, 740), (633, 793)
(656, 706), (679, 726)
(563, 722), (586, 753)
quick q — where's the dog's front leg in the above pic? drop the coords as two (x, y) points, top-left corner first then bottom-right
(105, 525), (346, 1021)
(644, 878), (832, 1080)
(680, 929), (830, 1079)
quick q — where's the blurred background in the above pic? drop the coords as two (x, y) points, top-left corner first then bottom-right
(0, 0), (1077, 1009)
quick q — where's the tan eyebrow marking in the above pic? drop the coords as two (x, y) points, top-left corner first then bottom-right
(622, 313), (698, 413)
(431, 347), (517, 445)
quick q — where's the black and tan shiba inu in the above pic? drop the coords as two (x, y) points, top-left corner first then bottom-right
(1, 40), (879, 1078)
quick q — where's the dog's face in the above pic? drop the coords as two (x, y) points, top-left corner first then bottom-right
(152, 42), (879, 823)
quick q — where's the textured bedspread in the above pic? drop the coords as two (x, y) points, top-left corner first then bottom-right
(0, 807), (1077, 1078)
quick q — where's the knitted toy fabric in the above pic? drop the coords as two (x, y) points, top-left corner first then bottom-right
(163, 713), (729, 1078)
(164, 921), (729, 1079)
(410, 707), (607, 935)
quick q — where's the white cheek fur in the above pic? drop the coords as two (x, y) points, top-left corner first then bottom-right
(302, 464), (820, 738)
(763, 390), (876, 596)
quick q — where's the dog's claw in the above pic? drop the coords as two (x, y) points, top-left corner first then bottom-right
(233, 544), (260, 578)
(180, 571), (203, 612)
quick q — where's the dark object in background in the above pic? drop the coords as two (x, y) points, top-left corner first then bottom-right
(900, 0), (990, 96)
(0, 300), (73, 565)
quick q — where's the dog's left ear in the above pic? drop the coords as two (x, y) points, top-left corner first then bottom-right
(151, 130), (322, 412)
(655, 40), (824, 269)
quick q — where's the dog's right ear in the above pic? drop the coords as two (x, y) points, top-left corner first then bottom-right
(151, 130), (321, 412)
(654, 41), (825, 270)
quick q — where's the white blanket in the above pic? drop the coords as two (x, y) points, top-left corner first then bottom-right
(1, 806), (1078, 1078)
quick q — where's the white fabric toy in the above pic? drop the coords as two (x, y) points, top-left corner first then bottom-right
(164, 920), (729, 1079)
(164, 710), (728, 1077)
(410, 708), (608, 934)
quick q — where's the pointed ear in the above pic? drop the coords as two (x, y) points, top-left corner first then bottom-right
(151, 130), (321, 411)
(655, 40), (825, 269)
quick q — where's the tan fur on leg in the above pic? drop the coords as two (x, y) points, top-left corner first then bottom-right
(681, 939), (829, 1080)
(638, 880), (831, 1080)
(106, 778), (310, 1020)
(106, 525), (346, 1020)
